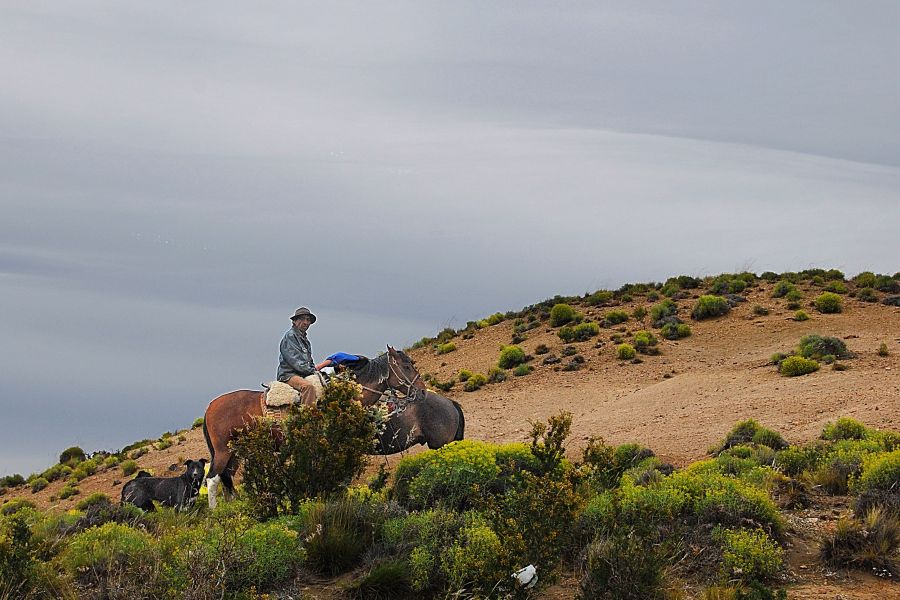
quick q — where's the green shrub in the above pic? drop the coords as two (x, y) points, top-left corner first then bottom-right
(578, 531), (667, 600)
(715, 527), (783, 582)
(633, 330), (658, 354)
(660, 322), (691, 340)
(814, 444), (873, 495)
(824, 281), (847, 294)
(875, 275), (900, 293)
(70, 459), (98, 481)
(435, 342), (456, 355)
(792, 310), (809, 321)
(778, 356), (819, 377)
(60, 522), (158, 587)
(0, 474), (25, 489)
(550, 303), (578, 327)
(457, 369), (473, 382)
(797, 334), (849, 360)
(856, 288), (878, 302)
(854, 450), (900, 495)
(605, 310), (629, 325)
(752, 305), (770, 316)
(814, 292), (842, 313)
(58, 484), (79, 500)
(770, 281), (795, 298)
(192, 417), (204, 428)
(498, 345), (526, 369)
(121, 460), (139, 477)
(513, 364), (533, 376)
(463, 373), (487, 391)
(784, 289), (803, 303)
(878, 342), (889, 356)
(440, 518), (504, 593)
(632, 306), (647, 320)
(0, 514), (35, 596)
(584, 470), (782, 537)
(692, 295), (731, 320)
(29, 478), (48, 494)
(102, 455), (120, 469)
(650, 299), (678, 323)
(587, 290), (614, 306)
(774, 445), (822, 477)
(822, 417), (868, 441)
(486, 366), (507, 384)
(616, 344), (636, 360)
(560, 321), (600, 342)
(347, 559), (414, 599)
(391, 440), (539, 511)
(59, 446), (86, 465)
(232, 377), (377, 518)
(302, 500), (367, 576)
(714, 420), (787, 454)
(820, 509), (899, 577)
(0, 499), (36, 516)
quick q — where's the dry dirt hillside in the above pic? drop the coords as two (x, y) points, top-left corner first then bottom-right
(6, 278), (899, 508)
(3, 276), (899, 599)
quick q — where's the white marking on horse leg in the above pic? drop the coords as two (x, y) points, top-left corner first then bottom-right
(207, 476), (220, 509)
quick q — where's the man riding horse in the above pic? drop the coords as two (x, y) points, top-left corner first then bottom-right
(277, 307), (326, 406)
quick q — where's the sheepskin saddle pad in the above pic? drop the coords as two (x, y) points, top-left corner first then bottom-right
(263, 375), (324, 407)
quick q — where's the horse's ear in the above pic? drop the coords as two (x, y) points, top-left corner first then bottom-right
(387, 344), (394, 352)
(200, 458), (208, 465)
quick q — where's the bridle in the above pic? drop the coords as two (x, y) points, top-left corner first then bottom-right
(355, 352), (423, 408)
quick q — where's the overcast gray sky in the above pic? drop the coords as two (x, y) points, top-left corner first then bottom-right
(2, 2), (899, 476)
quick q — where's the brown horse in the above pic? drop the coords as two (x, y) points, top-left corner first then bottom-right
(202, 346), (432, 507)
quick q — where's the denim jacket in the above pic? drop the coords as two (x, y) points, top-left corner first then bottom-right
(277, 328), (315, 380)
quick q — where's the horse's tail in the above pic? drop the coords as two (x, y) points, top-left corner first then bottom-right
(202, 419), (216, 477)
(451, 400), (465, 441)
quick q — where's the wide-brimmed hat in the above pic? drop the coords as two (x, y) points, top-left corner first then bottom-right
(290, 307), (317, 323)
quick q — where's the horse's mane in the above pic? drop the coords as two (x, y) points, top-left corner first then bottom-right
(347, 353), (389, 385)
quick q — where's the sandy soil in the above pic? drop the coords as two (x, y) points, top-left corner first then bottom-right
(4, 279), (899, 598)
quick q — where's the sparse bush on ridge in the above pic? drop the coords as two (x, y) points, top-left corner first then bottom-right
(550, 303), (578, 327)
(771, 281), (796, 298)
(435, 342), (456, 355)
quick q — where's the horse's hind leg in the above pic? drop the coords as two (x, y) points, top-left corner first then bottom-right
(220, 455), (238, 499)
(206, 449), (232, 509)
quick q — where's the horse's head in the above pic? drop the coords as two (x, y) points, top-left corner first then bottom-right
(386, 345), (426, 396)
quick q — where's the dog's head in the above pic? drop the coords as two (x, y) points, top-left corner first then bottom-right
(183, 459), (207, 488)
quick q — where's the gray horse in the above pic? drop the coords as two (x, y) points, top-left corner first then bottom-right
(374, 389), (465, 454)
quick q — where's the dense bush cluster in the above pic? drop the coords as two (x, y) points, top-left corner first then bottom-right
(232, 377), (378, 518)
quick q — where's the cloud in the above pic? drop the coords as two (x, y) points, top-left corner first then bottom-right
(1, 2), (899, 475)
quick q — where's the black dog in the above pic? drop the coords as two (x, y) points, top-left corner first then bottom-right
(120, 459), (207, 511)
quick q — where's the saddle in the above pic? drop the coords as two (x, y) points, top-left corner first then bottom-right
(261, 374), (326, 418)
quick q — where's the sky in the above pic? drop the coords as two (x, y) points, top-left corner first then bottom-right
(1, 1), (899, 476)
